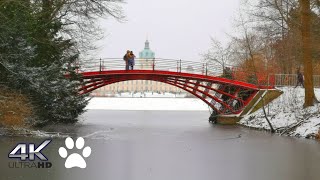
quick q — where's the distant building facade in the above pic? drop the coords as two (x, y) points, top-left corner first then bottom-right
(92, 40), (182, 96)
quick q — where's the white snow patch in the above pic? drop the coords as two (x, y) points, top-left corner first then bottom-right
(93, 92), (188, 98)
(86, 97), (210, 111)
(240, 87), (320, 138)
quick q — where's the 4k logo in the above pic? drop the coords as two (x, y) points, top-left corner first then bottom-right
(9, 140), (51, 161)
(8, 140), (52, 169)
(8, 140), (51, 161)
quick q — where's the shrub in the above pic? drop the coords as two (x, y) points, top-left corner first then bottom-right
(0, 86), (33, 127)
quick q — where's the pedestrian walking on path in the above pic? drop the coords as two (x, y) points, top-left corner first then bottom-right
(295, 68), (304, 88)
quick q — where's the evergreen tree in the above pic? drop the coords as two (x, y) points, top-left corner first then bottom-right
(0, 0), (125, 125)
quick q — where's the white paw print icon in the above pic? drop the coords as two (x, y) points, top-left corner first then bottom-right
(58, 137), (91, 168)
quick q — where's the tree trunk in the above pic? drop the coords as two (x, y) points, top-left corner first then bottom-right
(300, 0), (317, 107)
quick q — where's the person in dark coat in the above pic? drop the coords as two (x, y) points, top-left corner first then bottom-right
(128, 51), (136, 70)
(295, 68), (304, 88)
(123, 50), (130, 70)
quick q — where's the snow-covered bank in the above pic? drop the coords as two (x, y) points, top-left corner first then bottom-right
(86, 97), (210, 111)
(240, 87), (320, 138)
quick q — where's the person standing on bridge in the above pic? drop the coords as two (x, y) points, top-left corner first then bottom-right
(129, 51), (136, 70)
(123, 50), (130, 70)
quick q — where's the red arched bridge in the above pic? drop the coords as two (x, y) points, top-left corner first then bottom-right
(75, 58), (281, 122)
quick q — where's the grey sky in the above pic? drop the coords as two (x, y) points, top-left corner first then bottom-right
(96, 0), (241, 61)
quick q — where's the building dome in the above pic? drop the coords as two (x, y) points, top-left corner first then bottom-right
(139, 40), (155, 59)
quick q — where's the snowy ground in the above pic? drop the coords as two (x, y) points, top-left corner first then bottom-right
(114, 92), (188, 98)
(91, 92), (188, 98)
(86, 97), (210, 111)
(240, 87), (320, 138)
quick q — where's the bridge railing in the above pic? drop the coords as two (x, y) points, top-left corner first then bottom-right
(78, 58), (225, 76)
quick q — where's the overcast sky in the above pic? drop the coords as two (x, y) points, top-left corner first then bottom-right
(96, 0), (241, 61)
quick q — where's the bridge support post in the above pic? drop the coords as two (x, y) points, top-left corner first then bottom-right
(205, 63), (208, 76)
(209, 89), (283, 125)
(209, 112), (241, 125)
(176, 61), (179, 72)
(215, 116), (241, 125)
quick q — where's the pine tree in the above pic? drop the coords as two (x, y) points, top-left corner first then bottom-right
(0, 0), (88, 125)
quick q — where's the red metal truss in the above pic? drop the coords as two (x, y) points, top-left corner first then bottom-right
(76, 70), (275, 116)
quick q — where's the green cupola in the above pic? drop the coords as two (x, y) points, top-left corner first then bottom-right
(139, 40), (155, 59)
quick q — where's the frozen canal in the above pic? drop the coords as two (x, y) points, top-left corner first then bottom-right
(1, 109), (320, 180)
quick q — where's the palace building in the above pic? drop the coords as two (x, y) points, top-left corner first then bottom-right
(91, 40), (182, 96)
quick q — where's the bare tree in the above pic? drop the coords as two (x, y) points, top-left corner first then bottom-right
(202, 38), (233, 75)
(30, 0), (126, 59)
(60, 0), (126, 53)
(243, 0), (319, 107)
(246, 0), (301, 73)
(232, 14), (276, 132)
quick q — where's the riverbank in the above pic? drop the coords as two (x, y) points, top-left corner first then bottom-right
(239, 87), (320, 139)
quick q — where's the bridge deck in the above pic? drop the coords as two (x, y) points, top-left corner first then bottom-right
(75, 58), (277, 116)
(81, 70), (273, 90)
